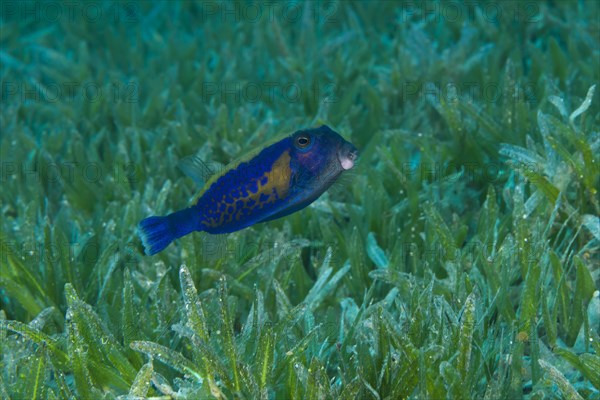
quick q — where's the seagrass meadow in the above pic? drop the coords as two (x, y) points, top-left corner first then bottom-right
(1, 0), (599, 398)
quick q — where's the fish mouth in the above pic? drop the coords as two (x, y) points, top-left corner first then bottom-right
(338, 144), (358, 170)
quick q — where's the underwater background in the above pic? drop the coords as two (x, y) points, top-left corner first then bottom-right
(1, 1), (599, 398)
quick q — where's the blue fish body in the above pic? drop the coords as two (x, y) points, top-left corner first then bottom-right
(139, 125), (358, 255)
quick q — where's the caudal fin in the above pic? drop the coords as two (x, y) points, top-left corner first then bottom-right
(138, 208), (199, 255)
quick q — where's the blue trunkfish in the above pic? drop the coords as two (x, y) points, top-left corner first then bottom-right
(138, 125), (358, 255)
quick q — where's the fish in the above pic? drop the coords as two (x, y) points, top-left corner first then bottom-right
(138, 125), (358, 255)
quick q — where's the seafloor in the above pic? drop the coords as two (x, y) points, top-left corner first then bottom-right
(1, 1), (599, 399)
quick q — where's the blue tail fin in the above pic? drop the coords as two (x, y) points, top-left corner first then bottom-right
(138, 208), (199, 255)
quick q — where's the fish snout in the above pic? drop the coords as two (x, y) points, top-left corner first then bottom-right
(338, 143), (358, 170)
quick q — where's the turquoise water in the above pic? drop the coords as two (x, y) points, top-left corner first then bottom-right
(1, 1), (599, 398)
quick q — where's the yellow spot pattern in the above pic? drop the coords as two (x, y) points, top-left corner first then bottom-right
(204, 151), (291, 228)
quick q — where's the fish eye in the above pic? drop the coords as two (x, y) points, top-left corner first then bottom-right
(295, 134), (311, 149)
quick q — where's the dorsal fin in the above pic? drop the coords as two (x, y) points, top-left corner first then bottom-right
(180, 130), (293, 195)
(177, 154), (223, 187)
